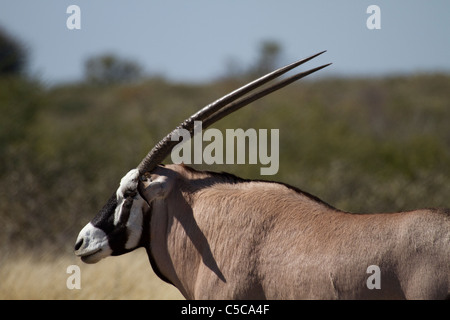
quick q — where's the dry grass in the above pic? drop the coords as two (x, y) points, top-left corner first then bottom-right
(0, 248), (184, 300)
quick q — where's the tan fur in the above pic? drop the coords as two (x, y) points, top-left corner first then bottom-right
(141, 164), (450, 299)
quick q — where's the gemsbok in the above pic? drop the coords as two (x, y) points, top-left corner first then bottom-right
(75, 52), (450, 299)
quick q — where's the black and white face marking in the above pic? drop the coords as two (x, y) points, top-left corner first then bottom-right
(75, 169), (149, 264)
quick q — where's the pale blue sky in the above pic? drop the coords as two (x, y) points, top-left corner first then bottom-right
(1, 1), (449, 84)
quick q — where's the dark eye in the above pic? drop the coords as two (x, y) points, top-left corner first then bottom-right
(124, 190), (137, 198)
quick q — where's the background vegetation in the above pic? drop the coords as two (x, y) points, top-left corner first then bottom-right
(1, 30), (449, 299)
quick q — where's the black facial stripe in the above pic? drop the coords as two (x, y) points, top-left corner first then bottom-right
(92, 192), (117, 234)
(109, 224), (130, 254)
(91, 192), (131, 254)
(118, 197), (133, 225)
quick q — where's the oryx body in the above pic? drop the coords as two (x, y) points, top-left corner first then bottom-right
(74, 53), (450, 299)
(76, 164), (450, 299)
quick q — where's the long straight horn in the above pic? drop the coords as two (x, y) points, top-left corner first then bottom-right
(202, 63), (332, 129)
(137, 51), (330, 175)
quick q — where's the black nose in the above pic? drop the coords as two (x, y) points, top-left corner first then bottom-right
(74, 238), (83, 251)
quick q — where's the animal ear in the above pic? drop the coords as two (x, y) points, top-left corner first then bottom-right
(137, 171), (172, 204)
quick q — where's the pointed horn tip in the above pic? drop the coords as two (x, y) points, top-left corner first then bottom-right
(310, 50), (327, 58)
(314, 62), (332, 70)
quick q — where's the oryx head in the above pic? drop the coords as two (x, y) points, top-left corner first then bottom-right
(74, 169), (145, 263)
(74, 52), (330, 264)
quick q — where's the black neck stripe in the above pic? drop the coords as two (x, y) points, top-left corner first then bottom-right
(140, 202), (174, 286)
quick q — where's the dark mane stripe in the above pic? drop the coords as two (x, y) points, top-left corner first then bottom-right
(181, 165), (336, 210)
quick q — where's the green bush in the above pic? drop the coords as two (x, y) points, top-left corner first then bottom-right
(1, 74), (450, 251)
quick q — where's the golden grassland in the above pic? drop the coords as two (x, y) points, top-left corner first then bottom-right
(0, 248), (184, 300)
